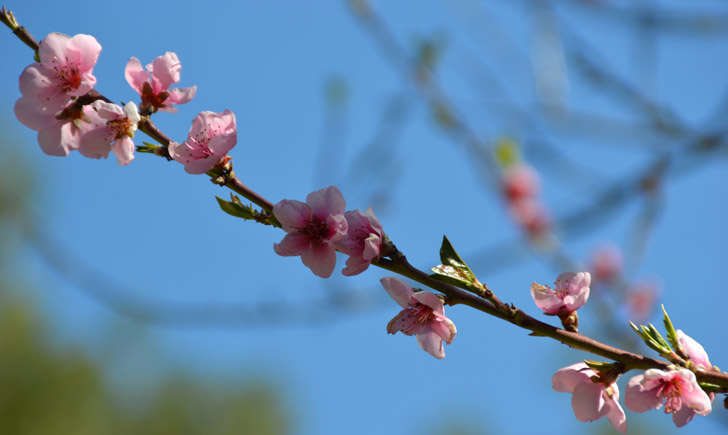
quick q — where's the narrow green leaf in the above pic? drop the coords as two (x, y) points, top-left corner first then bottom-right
(215, 195), (254, 219)
(662, 305), (679, 352)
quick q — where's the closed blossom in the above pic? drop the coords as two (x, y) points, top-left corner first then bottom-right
(531, 272), (591, 316)
(335, 208), (383, 276)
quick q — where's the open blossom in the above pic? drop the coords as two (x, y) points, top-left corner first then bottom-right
(334, 208), (383, 276)
(381, 277), (456, 359)
(677, 330), (712, 371)
(169, 110), (237, 174)
(625, 368), (712, 427)
(272, 186), (348, 278)
(125, 52), (196, 113)
(501, 163), (540, 201)
(531, 272), (591, 316)
(590, 244), (622, 284)
(16, 99), (94, 157)
(80, 101), (139, 166)
(15, 33), (101, 130)
(552, 363), (626, 433)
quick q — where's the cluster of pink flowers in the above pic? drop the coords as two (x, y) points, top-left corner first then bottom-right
(272, 187), (456, 358)
(500, 163), (550, 237)
(272, 186), (384, 278)
(553, 329), (714, 432)
(15, 32), (236, 172)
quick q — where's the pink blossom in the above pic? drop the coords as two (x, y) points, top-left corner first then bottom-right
(16, 33), (101, 117)
(590, 244), (622, 284)
(334, 208), (383, 276)
(508, 198), (550, 236)
(80, 101), (139, 166)
(625, 368), (712, 427)
(552, 362), (626, 433)
(531, 272), (591, 316)
(676, 330), (712, 371)
(125, 52), (197, 113)
(381, 277), (456, 359)
(625, 281), (658, 321)
(272, 186), (348, 278)
(15, 99), (93, 157)
(501, 163), (540, 202)
(169, 110), (237, 174)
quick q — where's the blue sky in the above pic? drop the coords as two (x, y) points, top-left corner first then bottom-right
(1, 1), (727, 434)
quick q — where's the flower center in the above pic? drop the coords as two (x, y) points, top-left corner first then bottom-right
(52, 59), (82, 93)
(304, 216), (330, 242)
(107, 118), (134, 140)
(656, 379), (683, 414)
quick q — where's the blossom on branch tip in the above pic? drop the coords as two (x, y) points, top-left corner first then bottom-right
(508, 198), (550, 236)
(272, 186), (348, 278)
(530, 271), (590, 316)
(381, 277), (456, 359)
(169, 110), (237, 174)
(80, 101), (139, 165)
(125, 52), (196, 113)
(625, 368), (712, 427)
(334, 208), (383, 276)
(676, 330), (712, 371)
(552, 362), (626, 433)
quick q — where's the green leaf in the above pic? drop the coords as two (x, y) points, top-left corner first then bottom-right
(662, 305), (679, 352)
(216, 195), (255, 220)
(432, 236), (478, 289)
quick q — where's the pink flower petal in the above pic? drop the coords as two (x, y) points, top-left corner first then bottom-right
(604, 394), (627, 433)
(412, 291), (444, 314)
(386, 309), (420, 335)
(571, 381), (604, 422)
(380, 277), (414, 308)
(301, 241), (336, 278)
(676, 369), (711, 415)
(552, 363), (593, 393)
(530, 282), (563, 315)
(166, 86), (197, 105)
(78, 126), (113, 159)
(341, 257), (370, 276)
(306, 186), (346, 219)
(149, 51), (182, 93)
(416, 326), (445, 359)
(14, 96), (56, 131)
(273, 200), (311, 231)
(124, 57), (147, 94)
(677, 330), (711, 370)
(37, 121), (73, 156)
(66, 34), (102, 74)
(624, 374), (661, 412)
(672, 406), (696, 428)
(111, 136), (135, 166)
(38, 32), (71, 66)
(430, 317), (456, 344)
(273, 232), (310, 257)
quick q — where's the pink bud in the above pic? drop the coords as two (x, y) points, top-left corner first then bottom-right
(531, 272), (591, 316)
